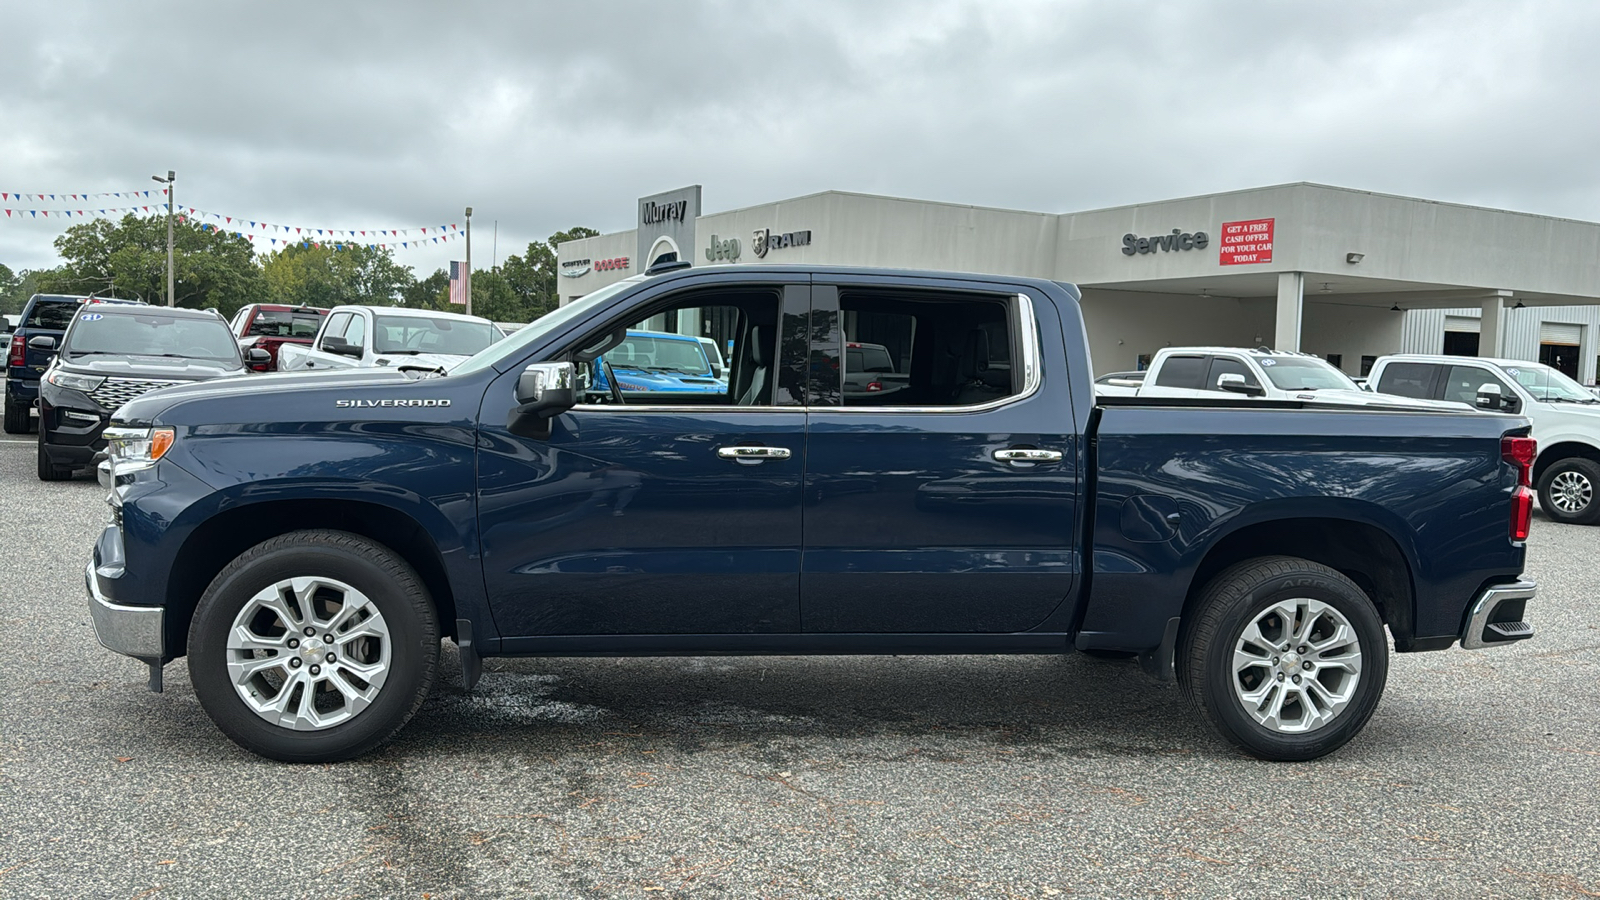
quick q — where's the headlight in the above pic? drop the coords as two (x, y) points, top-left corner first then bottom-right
(104, 425), (176, 474)
(47, 370), (105, 392)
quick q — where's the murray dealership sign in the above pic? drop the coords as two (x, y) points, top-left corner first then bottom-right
(1122, 229), (1209, 255)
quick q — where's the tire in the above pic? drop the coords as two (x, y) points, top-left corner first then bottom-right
(1178, 556), (1389, 762)
(187, 530), (439, 762)
(36, 435), (73, 481)
(3, 396), (30, 434)
(1537, 458), (1600, 525)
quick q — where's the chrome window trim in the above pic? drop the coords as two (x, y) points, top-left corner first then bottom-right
(566, 293), (1041, 416)
(821, 292), (1041, 415)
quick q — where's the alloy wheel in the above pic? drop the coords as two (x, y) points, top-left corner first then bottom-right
(1231, 597), (1363, 734)
(226, 576), (392, 730)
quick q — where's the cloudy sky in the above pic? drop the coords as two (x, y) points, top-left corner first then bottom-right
(2, 0), (1596, 277)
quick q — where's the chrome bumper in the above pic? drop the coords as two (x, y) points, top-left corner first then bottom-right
(1460, 580), (1536, 650)
(84, 560), (164, 660)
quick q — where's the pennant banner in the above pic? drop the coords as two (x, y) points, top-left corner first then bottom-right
(1, 199), (463, 253)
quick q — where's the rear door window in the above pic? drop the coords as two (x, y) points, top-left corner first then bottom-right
(1376, 362), (1438, 399)
(1154, 355), (1207, 389)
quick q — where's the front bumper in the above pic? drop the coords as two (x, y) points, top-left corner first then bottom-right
(85, 560), (164, 660)
(1460, 580), (1536, 649)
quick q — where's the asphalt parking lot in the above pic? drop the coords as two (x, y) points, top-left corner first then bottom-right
(1, 436), (1598, 899)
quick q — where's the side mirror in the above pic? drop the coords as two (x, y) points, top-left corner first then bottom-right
(1476, 383), (1505, 411)
(510, 362), (577, 438)
(709, 363), (723, 379)
(1217, 373), (1264, 397)
(246, 347), (272, 370)
(323, 335), (361, 358)
(28, 335), (57, 351)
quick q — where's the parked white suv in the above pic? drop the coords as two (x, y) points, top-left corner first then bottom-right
(1368, 354), (1600, 524)
(1107, 347), (1465, 408)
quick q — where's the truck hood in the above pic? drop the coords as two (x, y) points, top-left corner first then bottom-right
(610, 367), (725, 392)
(60, 355), (244, 380)
(370, 351), (472, 370)
(113, 366), (415, 425)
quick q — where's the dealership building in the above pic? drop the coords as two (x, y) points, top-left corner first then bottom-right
(555, 183), (1600, 382)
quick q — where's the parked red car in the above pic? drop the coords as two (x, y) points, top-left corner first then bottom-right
(230, 304), (329, 371)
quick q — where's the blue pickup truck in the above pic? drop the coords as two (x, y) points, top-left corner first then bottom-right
(86, 263), (1537, 763)
(589, 328), (727, 398)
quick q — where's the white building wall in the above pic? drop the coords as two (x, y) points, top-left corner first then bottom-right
(1402, 306), (1600, 383)
(1298, 302), (1405, 374)
(1080, 289), (1274, 375)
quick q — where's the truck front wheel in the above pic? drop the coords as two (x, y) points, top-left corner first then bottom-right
(1537, 458), (1600, 525)
(188, 530), (439, 762)
(1178, 556), (1388, 761)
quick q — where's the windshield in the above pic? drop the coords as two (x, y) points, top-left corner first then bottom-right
(372, 315), (501, 356)
(1257, 357), (1361, 391)
(449, 276), (647, 377)
(1500, 362), (1597, 403)
(608, 333), (711, 375)
(248, 308), (325, 338)
(64, 312), (241, 363)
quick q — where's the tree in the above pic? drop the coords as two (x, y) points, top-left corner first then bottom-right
(260, 243), (415, 309)
(0, 267), (44, 315)
(401, 268), (450, 311)
(36, 214), (265, 315)
(500, 226), (598, 322)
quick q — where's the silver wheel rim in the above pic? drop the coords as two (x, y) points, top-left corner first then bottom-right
(226, 576), (392, 731)
(1232, 598), (1362, 734)
(1549, 470), (1593, 514)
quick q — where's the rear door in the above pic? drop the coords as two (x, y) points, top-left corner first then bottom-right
(801, 276), (1079, 633)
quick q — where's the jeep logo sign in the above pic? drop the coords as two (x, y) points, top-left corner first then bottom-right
(1122, 229), (1209, 256)
(705, 235), (741, 262)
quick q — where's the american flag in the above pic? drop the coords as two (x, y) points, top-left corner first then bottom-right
(449, 261), (467, 305)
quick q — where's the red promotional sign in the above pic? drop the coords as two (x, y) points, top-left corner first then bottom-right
(1219, 218), (1274, 265)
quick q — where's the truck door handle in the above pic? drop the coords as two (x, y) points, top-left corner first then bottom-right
(994, 448), (1062, 463)
(718, 446), (792, 463)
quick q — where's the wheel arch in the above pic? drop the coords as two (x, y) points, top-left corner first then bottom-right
(165, 499), (460, 656)
(1532, 439), (1600, 486)
(1183, 513), (1418, 649)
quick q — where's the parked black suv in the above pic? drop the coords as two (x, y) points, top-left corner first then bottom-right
(36, 304), (261, 480)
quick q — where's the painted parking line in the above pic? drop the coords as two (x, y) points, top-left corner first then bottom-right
(0, 438), (37, 445)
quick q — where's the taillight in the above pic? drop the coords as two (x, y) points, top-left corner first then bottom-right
(1503, 435), (1537, 541)
(1501, 436), (1536, 486)
(7, 334), (23, 368)
(1511, 488), (1533, 541)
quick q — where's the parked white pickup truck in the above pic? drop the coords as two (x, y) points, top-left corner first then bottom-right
(1099, 347), (1464, 409)
(1369, 354), (1600, 524)
(277, 305), (503, 373)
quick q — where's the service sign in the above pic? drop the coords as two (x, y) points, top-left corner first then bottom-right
(1219, 218), (1274, 265)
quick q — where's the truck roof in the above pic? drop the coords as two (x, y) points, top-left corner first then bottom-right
(1373, 354), (1551, 368)
(327, 305), (494, 324)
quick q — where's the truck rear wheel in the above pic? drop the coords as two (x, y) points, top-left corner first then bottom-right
(1178, 556), (1388, 761)
(188, 530), (439, 762)
(1537, 458), (1600, 525)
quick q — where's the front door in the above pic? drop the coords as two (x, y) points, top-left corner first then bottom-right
(801, 279), (1080, 634)
(476, 281), (810, 637)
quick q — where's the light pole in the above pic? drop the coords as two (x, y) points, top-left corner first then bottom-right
(464, 206), (473, 317)
(151, 171), (175, 306)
